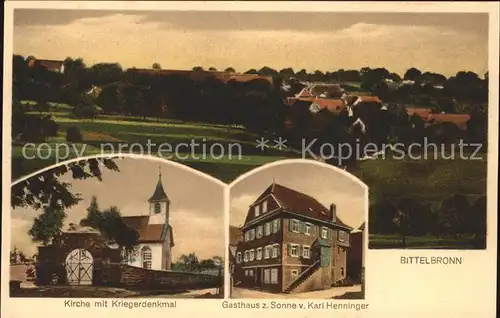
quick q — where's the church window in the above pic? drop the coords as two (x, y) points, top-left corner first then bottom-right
(141, 246), (152, 269)
(154, 203), (161, 214)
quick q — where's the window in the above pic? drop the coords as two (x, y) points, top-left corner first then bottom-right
(272, 244), (279, 258)
(254, 205), (260, 217)
(249, 249), (255, 261)
(256, 225), (263, 238)
(236, 252), (242, 264)
(338, 230), (347, 242)
(262, 201), (268, 213)
(245, 270), (249, 276)
(264, 222), (272, 236)
(244, 250), (249, 262)
(341, 267), (345, 276)
(271, 268), (278, 283)
(291, 269), (299, 277)
(302, 245), (311, 259)
(244, 231), (250, 242)
(272, 219), (280, 233)
(321, 227), (329, 239)
(304, 223), (312, 235)
(289, 244), (299, 257)
(249, 229), (255, 241)
(256, 247), (262, 260)
(264, 246), (271, 259)
(291, 219), (300, 232)
(264, 269), (271, 283)
(141, 246), (152, 269)
(154, 203), (161, 214)
(249, 269), (254, 276)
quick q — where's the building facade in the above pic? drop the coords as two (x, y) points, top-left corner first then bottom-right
(233, 183), (352, 293)
(121, 169), (174, 271)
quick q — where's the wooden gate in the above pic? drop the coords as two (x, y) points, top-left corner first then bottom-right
(65, 249), (93, 285)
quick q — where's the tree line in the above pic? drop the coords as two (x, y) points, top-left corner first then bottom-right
(370, 194), (486, 248)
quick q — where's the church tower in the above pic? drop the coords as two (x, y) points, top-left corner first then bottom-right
(148, 167), (170, 225)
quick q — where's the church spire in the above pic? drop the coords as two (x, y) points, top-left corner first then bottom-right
(148, 165), (169, 203)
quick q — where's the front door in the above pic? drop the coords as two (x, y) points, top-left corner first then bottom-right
(65, 249), (94, 285)
(320, 246), (331, 267)
(255, 268), (261, 286)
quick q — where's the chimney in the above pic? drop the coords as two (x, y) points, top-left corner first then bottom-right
(330, 203), (337, 223)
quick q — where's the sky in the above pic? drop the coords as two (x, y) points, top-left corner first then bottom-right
(12, 10), (489, 77)
(230, 161), (366, 229)
(10, 157), (225, 261)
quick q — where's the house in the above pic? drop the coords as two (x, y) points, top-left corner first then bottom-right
(233, 182), (353, 293)
(120, 169), (174, 271)
(294, 84), (345, 99)
(129, 68), (273, 85)
(28, 59), (65, 73)
(346, 222), (365, 283)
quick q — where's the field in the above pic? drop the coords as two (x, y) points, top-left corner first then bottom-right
(369, 234), (481, 249)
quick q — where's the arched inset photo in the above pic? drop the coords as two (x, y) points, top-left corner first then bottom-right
(228, 160), (367, 299)
(10, 155), (225, 298)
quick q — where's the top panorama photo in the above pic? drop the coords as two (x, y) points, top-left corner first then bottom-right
(10, 10), (488, 249)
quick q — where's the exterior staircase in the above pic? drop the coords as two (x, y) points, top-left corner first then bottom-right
(283, 260), (320, 294)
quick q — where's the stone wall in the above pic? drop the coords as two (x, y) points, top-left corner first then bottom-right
(100, 263), (222, 291)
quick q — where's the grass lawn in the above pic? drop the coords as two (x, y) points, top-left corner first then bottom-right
(369, 234), (482, 249)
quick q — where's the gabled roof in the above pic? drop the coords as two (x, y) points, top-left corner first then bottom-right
(245, 183), (350, 229)
(121, 215), (174, 245)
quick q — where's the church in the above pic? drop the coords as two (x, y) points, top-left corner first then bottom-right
(121, 169), (174, 271)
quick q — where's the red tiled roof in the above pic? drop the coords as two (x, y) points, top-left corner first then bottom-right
(121, 215), (174, 245)
(288, 97), (346, 113)
(229, 226), (243, 246)
(28, 59), (64, 70)
(247, 183), (351, 229)
(356, 95), (382, 104)
(129, 68), (273, 84)
(407, 107), (432, 118)
(426, 113), (470, 130)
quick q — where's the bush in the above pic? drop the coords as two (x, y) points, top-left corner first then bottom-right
(43, 117), (59, 137)
(66, 126), (82, 142)
(35, 262), (66, 286)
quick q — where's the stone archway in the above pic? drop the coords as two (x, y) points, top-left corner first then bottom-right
(65, 249), (94, 285)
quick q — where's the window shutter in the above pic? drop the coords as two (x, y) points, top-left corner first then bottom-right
(287, 244), (291, 256)
(298, 245), (302, 257)
(299, 221), (304, 233)
(289, 219), (293, 232)
(277, 245), (281, 257)
(327, 228), (331, 239)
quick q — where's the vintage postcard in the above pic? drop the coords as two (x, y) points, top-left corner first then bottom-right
(2, 1), (499, 317)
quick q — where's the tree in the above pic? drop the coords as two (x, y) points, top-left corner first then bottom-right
(208, 67), (217, 72)
(225, 67), (236, 73)
(12, 157), (120, 211)
(79, 197), (139, 255)
(192, 66), (204, 72)
(403, 68), (422, 81)
(369, 201), (398, 234)
(279, 67), (295, 79)
(438, 194), (470, 237)
(28, 206), (67, 245)
(178, 253), (200, 272)
(152, 63), (162, 70)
